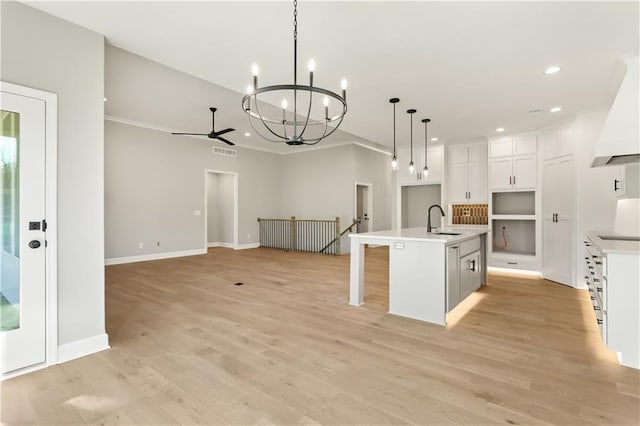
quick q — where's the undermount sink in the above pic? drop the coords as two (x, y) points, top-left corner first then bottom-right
(598, 235), (640, 242)
(432, 232), (461, 236)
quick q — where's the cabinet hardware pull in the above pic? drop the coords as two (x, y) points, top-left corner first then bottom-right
(507, 262), (517, 265)
(513, 176), (516, 185)
(470, 259), (476, 272)
(593, 306), (601, 310)
(595, 261), (602, 265)
(597, 287), (602, 292)
(593, 278), (600, 283)
(597, 319), (603, 325)
(590, 296), (595, 300)
(614, 179), (620, 192)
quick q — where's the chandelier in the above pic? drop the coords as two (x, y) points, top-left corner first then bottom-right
(241, 0), (348, 145)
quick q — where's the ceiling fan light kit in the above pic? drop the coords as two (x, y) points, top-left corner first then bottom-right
(241, 0), (348, 146)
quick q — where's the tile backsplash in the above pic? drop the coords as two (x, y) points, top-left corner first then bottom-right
(452, 204), (488, 225)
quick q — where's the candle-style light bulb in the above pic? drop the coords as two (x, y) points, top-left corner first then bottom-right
(281, 99), (288, 109)
(409, 161), (415, 174)
(323, 96), (330, 120)
(251, 63), (259, 89)
(340, 78), (348, 90)
(246, 85), (254, 94)
(308, 59), (316, 72)
(423, 166), (429, 178)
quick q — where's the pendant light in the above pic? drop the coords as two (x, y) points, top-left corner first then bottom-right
(241, 0), (348, 146)
(407, 109), (417, 174)
(389, 98), (400, 170)
(422, 118), (431, 178)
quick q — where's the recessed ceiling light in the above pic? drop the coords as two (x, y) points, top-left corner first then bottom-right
(545, 66), (561, 75)
(496, 127), (505, 133)
(550, 106), (562, 113)
(103, 97), (107, 102)
(431, 137), (438, 142)
(244, 132), (251, 137)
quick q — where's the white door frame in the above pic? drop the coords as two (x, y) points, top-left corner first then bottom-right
(204, 169), (238, 249)
(0, 81), (58, 380)
(354, 182), (373, 232)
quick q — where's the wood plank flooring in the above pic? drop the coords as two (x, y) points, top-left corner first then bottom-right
(2, 246), (639, 425)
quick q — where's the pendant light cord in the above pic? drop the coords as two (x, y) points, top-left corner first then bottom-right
(410, 114), (413, 163)
(293, 0), (298, 133)
(424, 121), (428, 166)
(393, 103), (396, 157)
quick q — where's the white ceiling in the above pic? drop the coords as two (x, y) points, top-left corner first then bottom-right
(26, 1), (639, 150)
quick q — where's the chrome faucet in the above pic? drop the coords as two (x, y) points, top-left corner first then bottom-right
(427, 204), (445, 233)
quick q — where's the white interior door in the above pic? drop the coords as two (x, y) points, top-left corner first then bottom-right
(0, 91), (46, 374)
(356, 184), (370, 233)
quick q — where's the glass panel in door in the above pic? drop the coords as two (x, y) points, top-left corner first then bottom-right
(1, 110), (20, 332)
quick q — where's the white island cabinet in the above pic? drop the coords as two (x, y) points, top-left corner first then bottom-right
(349, 227), (489, 325)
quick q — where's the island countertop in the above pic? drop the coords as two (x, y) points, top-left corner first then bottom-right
(349, 226), (490, 245)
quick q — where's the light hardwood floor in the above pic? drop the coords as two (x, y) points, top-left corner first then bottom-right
(2, 246), (638, 425)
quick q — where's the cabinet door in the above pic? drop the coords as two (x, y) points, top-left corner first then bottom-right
(543, 129), (557, 160)
(448, 144), (469, 165)
(459, 252), (480, 299)
(513, 134), (537, 156)
(542, 160), (558, 281)
(490, 138), (513, 158)
(468, 162), (488, 202)
(557, 124), (574, 157)
(513, 156), (537, 189)
(446, 246), (460, 312)
(490, 158), (513, 190)
(424, 146), (443, 183)
(449, 163), (470, 203)
(468, 143), (488, 163)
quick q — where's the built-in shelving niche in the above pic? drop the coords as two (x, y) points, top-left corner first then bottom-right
(492, 219), (536, 256)
(492, 191), (535, 215)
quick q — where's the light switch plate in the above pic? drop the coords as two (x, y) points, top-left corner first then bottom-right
(193, 210), (201, 216)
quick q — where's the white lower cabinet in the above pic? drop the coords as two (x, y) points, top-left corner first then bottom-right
(584, 234), (640, 369)
(447, 237), (481, 312)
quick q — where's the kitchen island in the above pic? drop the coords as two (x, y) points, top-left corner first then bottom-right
(349, 226), (490, 325)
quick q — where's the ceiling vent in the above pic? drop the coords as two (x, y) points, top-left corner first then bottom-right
(213, 146), (237, 157)
(528, 108), (542, 114)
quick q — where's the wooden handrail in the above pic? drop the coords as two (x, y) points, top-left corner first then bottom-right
(320, 219), (360, 254)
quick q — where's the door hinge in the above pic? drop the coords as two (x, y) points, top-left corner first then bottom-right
(42, 219), (47, 232)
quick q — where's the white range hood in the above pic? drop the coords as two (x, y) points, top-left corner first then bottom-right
(592, 57), (640, 167)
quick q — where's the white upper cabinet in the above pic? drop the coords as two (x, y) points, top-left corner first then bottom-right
(543, 122), (574, 160)
(489, 133), (537, 190)
(447, 142), (488, 203)
(398, 145), (444, 185)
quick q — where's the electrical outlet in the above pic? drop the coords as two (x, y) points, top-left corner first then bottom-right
(138, 242), (143, 249)
(194, 210), (201, 216)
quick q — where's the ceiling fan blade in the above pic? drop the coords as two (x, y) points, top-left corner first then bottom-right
(215, 136), (235, 146)
(212, 128), (235, 137)
(171, 132), (209, 136)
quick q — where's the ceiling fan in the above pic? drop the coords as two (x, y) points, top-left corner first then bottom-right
(171, 107), (235, 146)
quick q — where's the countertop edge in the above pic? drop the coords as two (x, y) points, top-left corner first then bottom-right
(586, 231), (640, 255)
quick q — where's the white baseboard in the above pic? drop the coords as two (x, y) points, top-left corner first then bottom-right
(235, 243), (260, 250)
(207, 242), (234, 248)
(105, 248), (207, 265)
(58, 333), (110, 364)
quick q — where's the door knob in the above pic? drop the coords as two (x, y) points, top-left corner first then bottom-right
(29, 240), (41, 249)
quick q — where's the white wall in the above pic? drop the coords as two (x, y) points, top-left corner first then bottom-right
(280, 144), (392, 253)
(1, 2), (106, 345)
(574, 110), (623, 287)
(207, 172), (234, 245)
(105, 121), (281, 258)
(401, 184), (442, 228)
